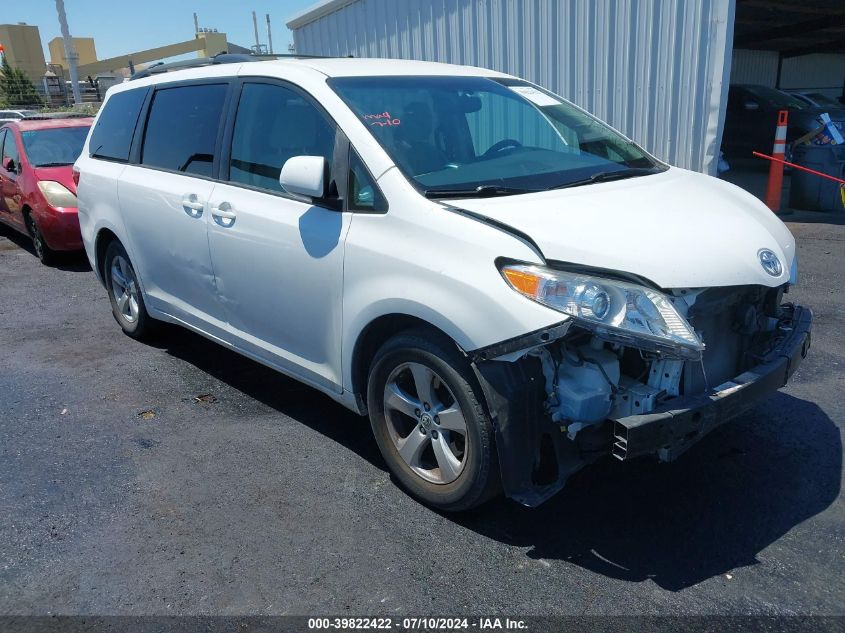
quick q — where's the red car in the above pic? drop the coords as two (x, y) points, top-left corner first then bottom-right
(0, 117), (91, 264)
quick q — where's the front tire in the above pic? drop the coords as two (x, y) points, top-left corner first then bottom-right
(367, 329), (500, 511)
(103, 241), (155, 339)
(25, 213), (57, 265)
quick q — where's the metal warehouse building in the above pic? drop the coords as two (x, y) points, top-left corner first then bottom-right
(287, 0), (845, 175)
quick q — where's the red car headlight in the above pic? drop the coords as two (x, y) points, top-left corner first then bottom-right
(37, 180), (78, 208)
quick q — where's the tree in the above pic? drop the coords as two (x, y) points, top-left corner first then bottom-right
(0, 57), (42, 107)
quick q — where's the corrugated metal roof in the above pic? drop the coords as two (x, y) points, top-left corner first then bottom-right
(289, 0), (735, 174)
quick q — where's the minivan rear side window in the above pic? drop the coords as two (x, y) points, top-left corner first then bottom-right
(89, 88), (147, 162)
(141, 84), (227, 178)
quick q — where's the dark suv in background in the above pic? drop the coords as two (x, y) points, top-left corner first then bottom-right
(722, 84), (845, 160)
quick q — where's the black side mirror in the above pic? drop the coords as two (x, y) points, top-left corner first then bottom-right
(2, 157), (16, 174)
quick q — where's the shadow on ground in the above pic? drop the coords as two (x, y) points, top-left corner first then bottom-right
(455, 392), (840, 591)
(154, 325), (383, 466)
(153, 325), (841, 592)
(0, 224), (91, 271)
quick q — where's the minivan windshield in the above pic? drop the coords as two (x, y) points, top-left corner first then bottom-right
(329, 76), (665, 197)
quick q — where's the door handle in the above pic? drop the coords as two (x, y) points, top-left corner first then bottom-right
(211, 202), (237, 227)
(181, 193), (204, 218)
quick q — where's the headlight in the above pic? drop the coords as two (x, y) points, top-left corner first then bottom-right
(501, 264), (704, 359)
(37, 181), (77, 208)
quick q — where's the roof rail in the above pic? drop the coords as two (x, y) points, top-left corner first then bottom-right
(21, 113), (95, 120)
(129, 52), (347, 81)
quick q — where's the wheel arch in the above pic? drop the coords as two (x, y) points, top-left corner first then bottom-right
(21, 202), (32, 226)
(21, 204), (34, 233)
(349, 313), (465, 412)
(94, 227), (120, 283)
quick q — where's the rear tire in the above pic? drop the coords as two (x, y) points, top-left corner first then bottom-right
(25, 213), (57, 266)
(367, 328), (500, 511)
(103, 241), (155, 340)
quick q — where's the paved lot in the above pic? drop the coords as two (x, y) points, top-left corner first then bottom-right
(0, 217), (843, 616)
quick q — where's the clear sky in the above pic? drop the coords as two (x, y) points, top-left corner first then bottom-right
(2, 0), (318, 61)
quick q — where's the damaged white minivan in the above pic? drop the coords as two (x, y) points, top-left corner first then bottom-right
(75, 56), (812, 510)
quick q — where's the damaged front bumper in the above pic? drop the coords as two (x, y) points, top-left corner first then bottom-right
(612, 304), (812, 462)
(472, 303), (812, 508)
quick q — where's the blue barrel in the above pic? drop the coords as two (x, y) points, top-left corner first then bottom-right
(789, 144), (845, 212)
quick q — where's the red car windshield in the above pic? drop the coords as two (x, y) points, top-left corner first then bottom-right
(21, 126), (90, 167)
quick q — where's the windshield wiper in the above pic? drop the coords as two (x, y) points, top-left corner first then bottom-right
(35, 162), (73, 168)
(424, 184), (539, 199)
(551, 167), (661, 190)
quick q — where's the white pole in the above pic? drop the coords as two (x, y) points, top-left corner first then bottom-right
(55, 0), (82, 106)
(252, 11), (260, 53)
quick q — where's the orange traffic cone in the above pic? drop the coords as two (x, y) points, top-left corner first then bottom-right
(764, 110), (789, 213)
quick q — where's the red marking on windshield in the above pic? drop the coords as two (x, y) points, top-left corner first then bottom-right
(363, 111), (401, 127)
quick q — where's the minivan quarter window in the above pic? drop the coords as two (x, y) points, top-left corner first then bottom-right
(348, 149), (387, 212)
(141, 83), (228, 177)
(89, 87), (147, 162)
(228, 82), (337, 194)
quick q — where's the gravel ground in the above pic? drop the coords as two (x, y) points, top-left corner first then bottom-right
(0, 216), (842, 616)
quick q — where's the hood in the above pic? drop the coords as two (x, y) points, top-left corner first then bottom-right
(33, 165), (77, 195)
(449, 168), (795, 289)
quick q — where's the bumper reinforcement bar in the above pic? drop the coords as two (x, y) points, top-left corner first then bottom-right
(612, 304), (812, 462)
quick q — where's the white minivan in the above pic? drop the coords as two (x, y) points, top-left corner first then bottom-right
(75, 55), (811, 510)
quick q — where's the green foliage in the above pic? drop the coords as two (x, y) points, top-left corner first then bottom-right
(0, 57), (42, 107)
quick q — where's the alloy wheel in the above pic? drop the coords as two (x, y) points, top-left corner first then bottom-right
(383, 362), (468, 484)
(110, 255), (140, 324)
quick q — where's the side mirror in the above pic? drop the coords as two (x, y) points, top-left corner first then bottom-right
(743, 100), (760, 111)
(279, 155), (328, 199)
(2, 157), (16, 173)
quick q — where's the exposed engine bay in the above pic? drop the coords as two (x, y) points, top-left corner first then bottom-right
(472, 282), (810, 507)
(534, 284), (792, 445)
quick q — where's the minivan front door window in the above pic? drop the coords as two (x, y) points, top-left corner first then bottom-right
(229, 82), (336, 194)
